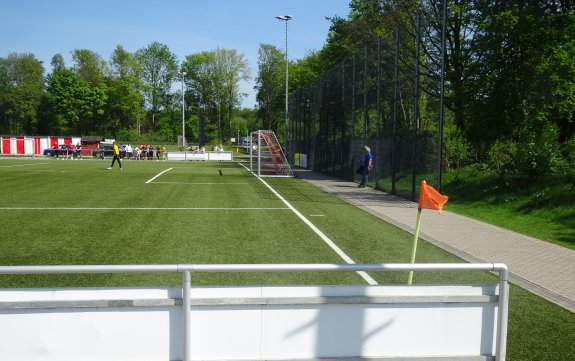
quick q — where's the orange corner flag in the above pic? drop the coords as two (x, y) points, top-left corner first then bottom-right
(418, 180), (448, 213)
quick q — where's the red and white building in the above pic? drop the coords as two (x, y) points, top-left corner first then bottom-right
(0, 136), (99, 157)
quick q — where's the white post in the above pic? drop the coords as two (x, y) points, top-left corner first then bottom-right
(182, 270), (191, 361)
(495, 264), (509, 361)
(257, 130), (261, 177)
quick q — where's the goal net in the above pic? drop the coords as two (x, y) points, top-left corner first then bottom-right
(249, 130), (294, 177)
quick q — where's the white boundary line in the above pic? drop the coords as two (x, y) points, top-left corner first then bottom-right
(0, 163), (49, 168)
(238, 162), (378, 285)
(0, 207), (289, 211)
(145, 168), (173, 184)
(150, 182), (249, 185)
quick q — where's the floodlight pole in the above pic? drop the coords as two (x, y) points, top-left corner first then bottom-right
(276, 15), (292, 162)
(181, 71), (187, 161)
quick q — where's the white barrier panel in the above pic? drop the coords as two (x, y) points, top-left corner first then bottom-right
(0, 287), (180, 361)
(0, 263), (509, 361)
(168, 151), (233, 161)
(0, 284), (498, 361)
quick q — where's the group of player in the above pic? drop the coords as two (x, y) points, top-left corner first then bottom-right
(49, 143), (82, 159)
(119, 144), (167, 161)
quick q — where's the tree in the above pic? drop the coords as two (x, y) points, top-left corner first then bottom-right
(50, 54), (65, 72)
(322, 0), (391, 68)
(462, 1), (575, 154)
(182, 48), (250, 142)
(45, 68), (106, 135)
(255, 44), (284, 133)
(0, 53), (45, 134)
(106, 45), (144, 137)
(72, 49), (107, 87)
(182, 51), (217, 143)
(136, 42), (178, 132)
(71, 49), (108, 133)
(216, 48), (250, 140)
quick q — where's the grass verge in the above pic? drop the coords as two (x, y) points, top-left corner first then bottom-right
(442, 167), (575, 250)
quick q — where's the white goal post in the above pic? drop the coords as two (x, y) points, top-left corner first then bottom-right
(249, 130), (294, 177)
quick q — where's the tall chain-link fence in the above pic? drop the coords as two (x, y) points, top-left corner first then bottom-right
(288, 12), (445, 201)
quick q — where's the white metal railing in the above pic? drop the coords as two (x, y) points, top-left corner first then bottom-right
(0, 263), (509, 361)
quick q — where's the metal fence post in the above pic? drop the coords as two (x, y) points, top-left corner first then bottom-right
(363, 45), (368, 142)
(391, 25), (400, 195)
(438, 0), (447, 191)
(376, 37), (382, 189)
(411, 12), (421, 201)
(352, 53), (356, 142)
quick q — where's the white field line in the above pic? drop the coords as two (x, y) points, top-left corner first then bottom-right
(150, 182), (249, 185)
(238, 162), (378, 285)
(145, 168), (173, 183)
(0, 163), (49, 168)
(0, 207), (289, 211)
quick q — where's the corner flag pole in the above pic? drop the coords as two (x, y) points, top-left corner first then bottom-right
(407, 208), (422, 285)
(408, 180), (448, 285)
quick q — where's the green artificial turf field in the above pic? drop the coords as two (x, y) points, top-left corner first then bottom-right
(0, 157), (574, 360)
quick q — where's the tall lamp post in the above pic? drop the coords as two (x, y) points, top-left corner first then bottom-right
(275, 15), (292, 161)
(180, 71), (187, 160)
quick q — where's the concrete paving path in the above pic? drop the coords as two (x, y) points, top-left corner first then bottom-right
(297, 169), (575, 313)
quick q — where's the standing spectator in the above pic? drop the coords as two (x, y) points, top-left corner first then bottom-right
(161, 145), (167, 160)
(156, 145), (161, 160)
(358, 145), (373, 188)
(107, 142), (122, 170)
(75, 142), (82, 159)
(134, 146), (140, 160)
(126, 144), (133, 160)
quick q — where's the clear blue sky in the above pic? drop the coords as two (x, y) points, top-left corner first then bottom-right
(1, 0), (351, 108)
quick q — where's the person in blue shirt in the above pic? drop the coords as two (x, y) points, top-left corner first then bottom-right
(359, 145), (372, 188)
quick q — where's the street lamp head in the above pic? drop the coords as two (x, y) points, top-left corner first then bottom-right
(275, 15), (292, 21)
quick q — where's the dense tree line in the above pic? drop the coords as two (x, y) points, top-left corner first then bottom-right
(255, 0), (575, 176)
(2, 0), (575, 173)
(0, 42), (255, 146)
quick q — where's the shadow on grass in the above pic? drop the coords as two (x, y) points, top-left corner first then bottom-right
(251, 177), (348, 204)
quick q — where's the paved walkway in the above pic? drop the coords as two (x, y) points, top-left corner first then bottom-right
(297, 169), (575, 313)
